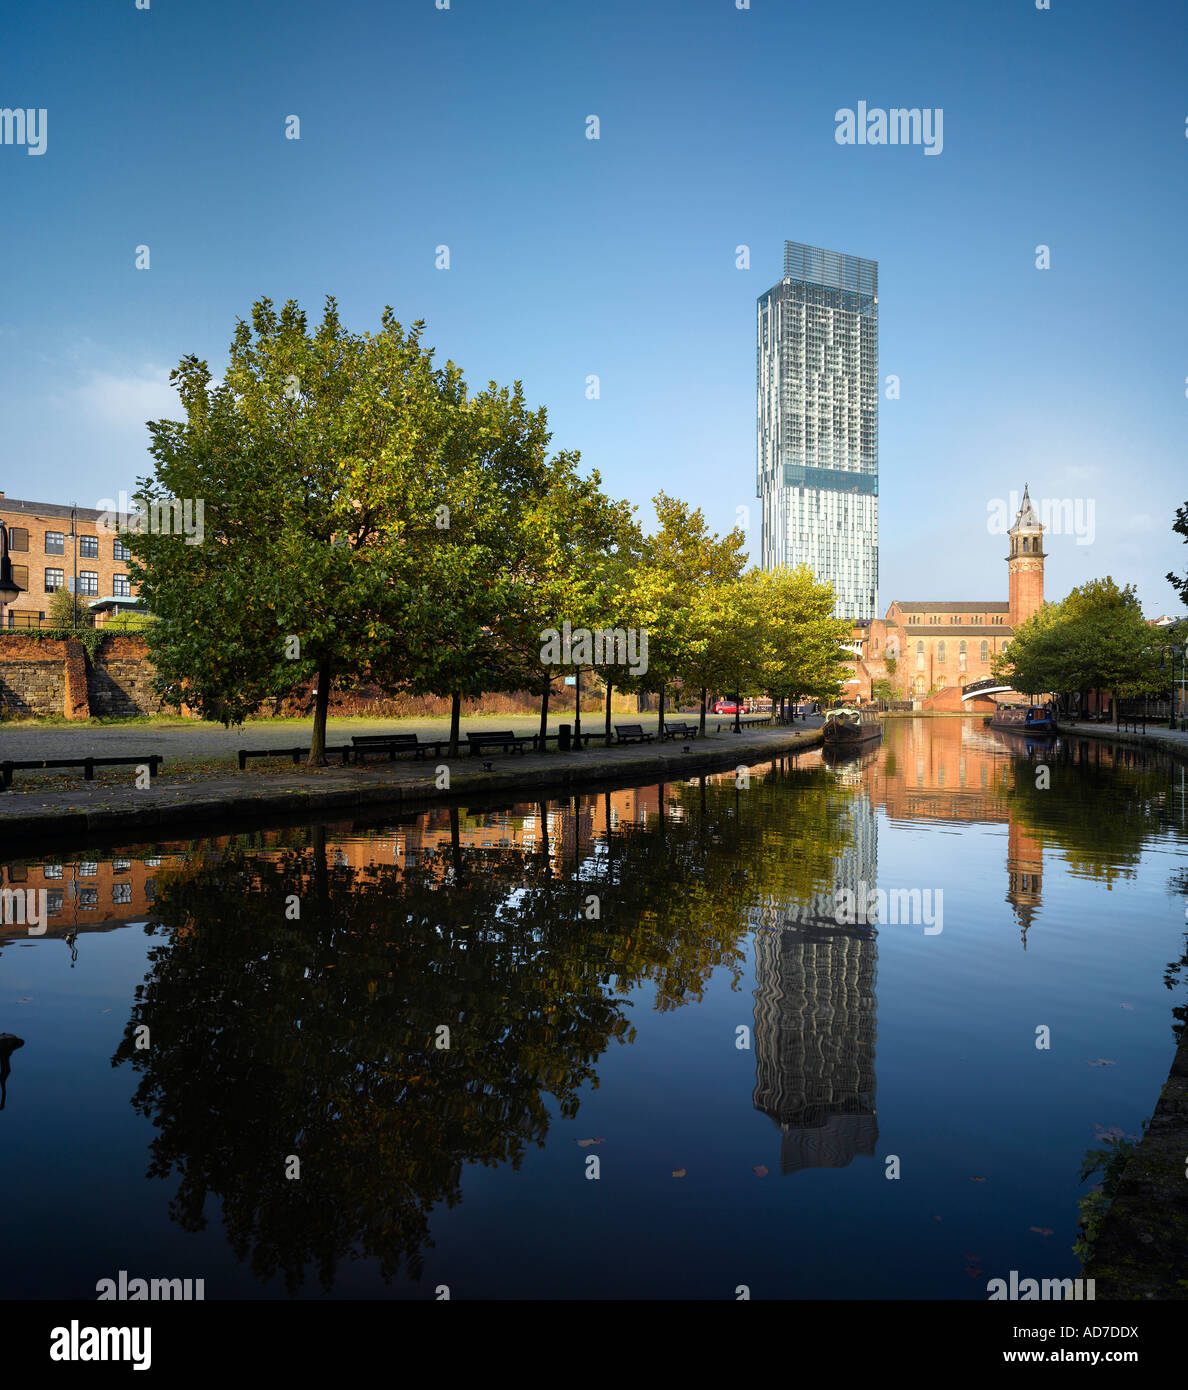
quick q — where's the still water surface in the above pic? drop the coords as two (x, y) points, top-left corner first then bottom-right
(1, 719), (1185, 1299)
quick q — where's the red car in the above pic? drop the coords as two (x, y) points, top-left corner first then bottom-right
(712, 700), (742, 714)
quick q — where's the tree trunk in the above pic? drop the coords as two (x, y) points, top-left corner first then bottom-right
(604, 679), (613, 745)
(450, 805), (462, 878)
(448, 692), (462, 758)
(699, 686), (707, 736)
(734, 686), (741, 734)
(538, 679), (550, 748)
(308, 662), (332, 765)
(658, 685), (665, 736)
(574, 668), (582, 749)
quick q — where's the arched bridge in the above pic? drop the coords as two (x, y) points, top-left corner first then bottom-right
(960, 677), (1014, 702)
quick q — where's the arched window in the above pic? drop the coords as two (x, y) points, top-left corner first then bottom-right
(916, 641), (924, 671)
(959, 640), (967, 672)
(938, 641), (946, 662)
(1022, 537), (1029, 552)
(981, 640), (989, 662)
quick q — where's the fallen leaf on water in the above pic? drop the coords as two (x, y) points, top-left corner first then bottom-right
(1029, 1227), (1054, 1236)
(17, 996), (33, 1004)
(1120, 1003), (1134, 1010)
(752, 1165), (769, 1177)
(672, 1168), (686, 1178)
(575, 1138), (604, 1148)
(964, 1265), (982, 1279)
(100, 1008), (112, 1014)
(970, 1176), (987, 1182)
(1087, 1058), (1116, 1067)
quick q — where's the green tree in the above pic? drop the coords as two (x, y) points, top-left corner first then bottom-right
(130, 298), (601, 763)
(1167, 501), (1188, 609)
(994, 578), (1171, 712)
(624, 495), (747, 732)
(47, 585), (89, 632)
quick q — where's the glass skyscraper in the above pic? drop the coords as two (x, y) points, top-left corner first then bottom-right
(757, 240), (879, 620)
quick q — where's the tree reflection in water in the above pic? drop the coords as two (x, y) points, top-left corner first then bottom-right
(111, 760), (854, 1293)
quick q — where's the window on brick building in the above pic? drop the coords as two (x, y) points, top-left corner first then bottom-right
(114, 539), (130, 562)
(45, 568), (64, 592)
(959, 641), (967, 672)
(981, 641), (989, 661)
(12, 564), (27, 592)
(78, 535), (99, 558)
(938, 642), (946, 662)
(45, 531), (65, 554)
(113, 575), (131, 597)
(6, 526), (28, 551)
(78, 571), (99, 596)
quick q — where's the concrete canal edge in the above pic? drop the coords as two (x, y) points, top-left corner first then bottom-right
(1055, 720), (1188, 764)
(1062, 719), (1188, 1296)
(0, 724), (825, 849)
(1083, 1028), (1188, 1299)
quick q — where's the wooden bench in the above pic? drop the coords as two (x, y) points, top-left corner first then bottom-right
(614, 724), (654, 744)
(466, 730), (535, 756)
(238, 746), (350, 770)
(349, 733), (449, 763)
(660, 721), (698, 741)
(0, 754), (163, 791)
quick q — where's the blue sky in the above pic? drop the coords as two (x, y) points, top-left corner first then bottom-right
(3, 0), (1186, 614)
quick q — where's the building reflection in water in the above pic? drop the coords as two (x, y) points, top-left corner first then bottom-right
(751, 754), (879, 1174)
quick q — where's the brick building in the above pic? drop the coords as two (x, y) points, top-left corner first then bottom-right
(0, 492), (144, 628)
(845, 485), (1045, 709)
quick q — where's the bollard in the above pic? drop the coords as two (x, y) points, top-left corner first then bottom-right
(558, 724), (572, 753)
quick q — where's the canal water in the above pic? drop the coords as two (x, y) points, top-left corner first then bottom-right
(1, 718), (1185, 1300)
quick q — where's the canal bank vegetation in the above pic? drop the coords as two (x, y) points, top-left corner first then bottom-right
(126, 298), (852, 765)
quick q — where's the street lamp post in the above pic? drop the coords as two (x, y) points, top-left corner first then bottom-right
(68, 503), (79, 629)
(0, 521), (25, 627)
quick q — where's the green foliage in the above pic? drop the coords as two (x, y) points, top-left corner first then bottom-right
(47, 585), (89, 631)
(1074, 1126), (1144, 1263)
(1167, 501), (1188, 608)
(129, 296), (635, 762)
(994, 577), (1173, 699)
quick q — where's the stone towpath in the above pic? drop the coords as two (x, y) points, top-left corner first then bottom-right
(0, 719), (826, 847)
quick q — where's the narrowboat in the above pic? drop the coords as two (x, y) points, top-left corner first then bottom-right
(987, 702), (1057, 737)
(821, 706), (883, 747)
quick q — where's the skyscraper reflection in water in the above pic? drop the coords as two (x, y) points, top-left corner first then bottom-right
(751, 782), (879, 1174)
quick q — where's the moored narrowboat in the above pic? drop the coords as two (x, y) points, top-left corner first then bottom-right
(821, 706), (883, 747)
